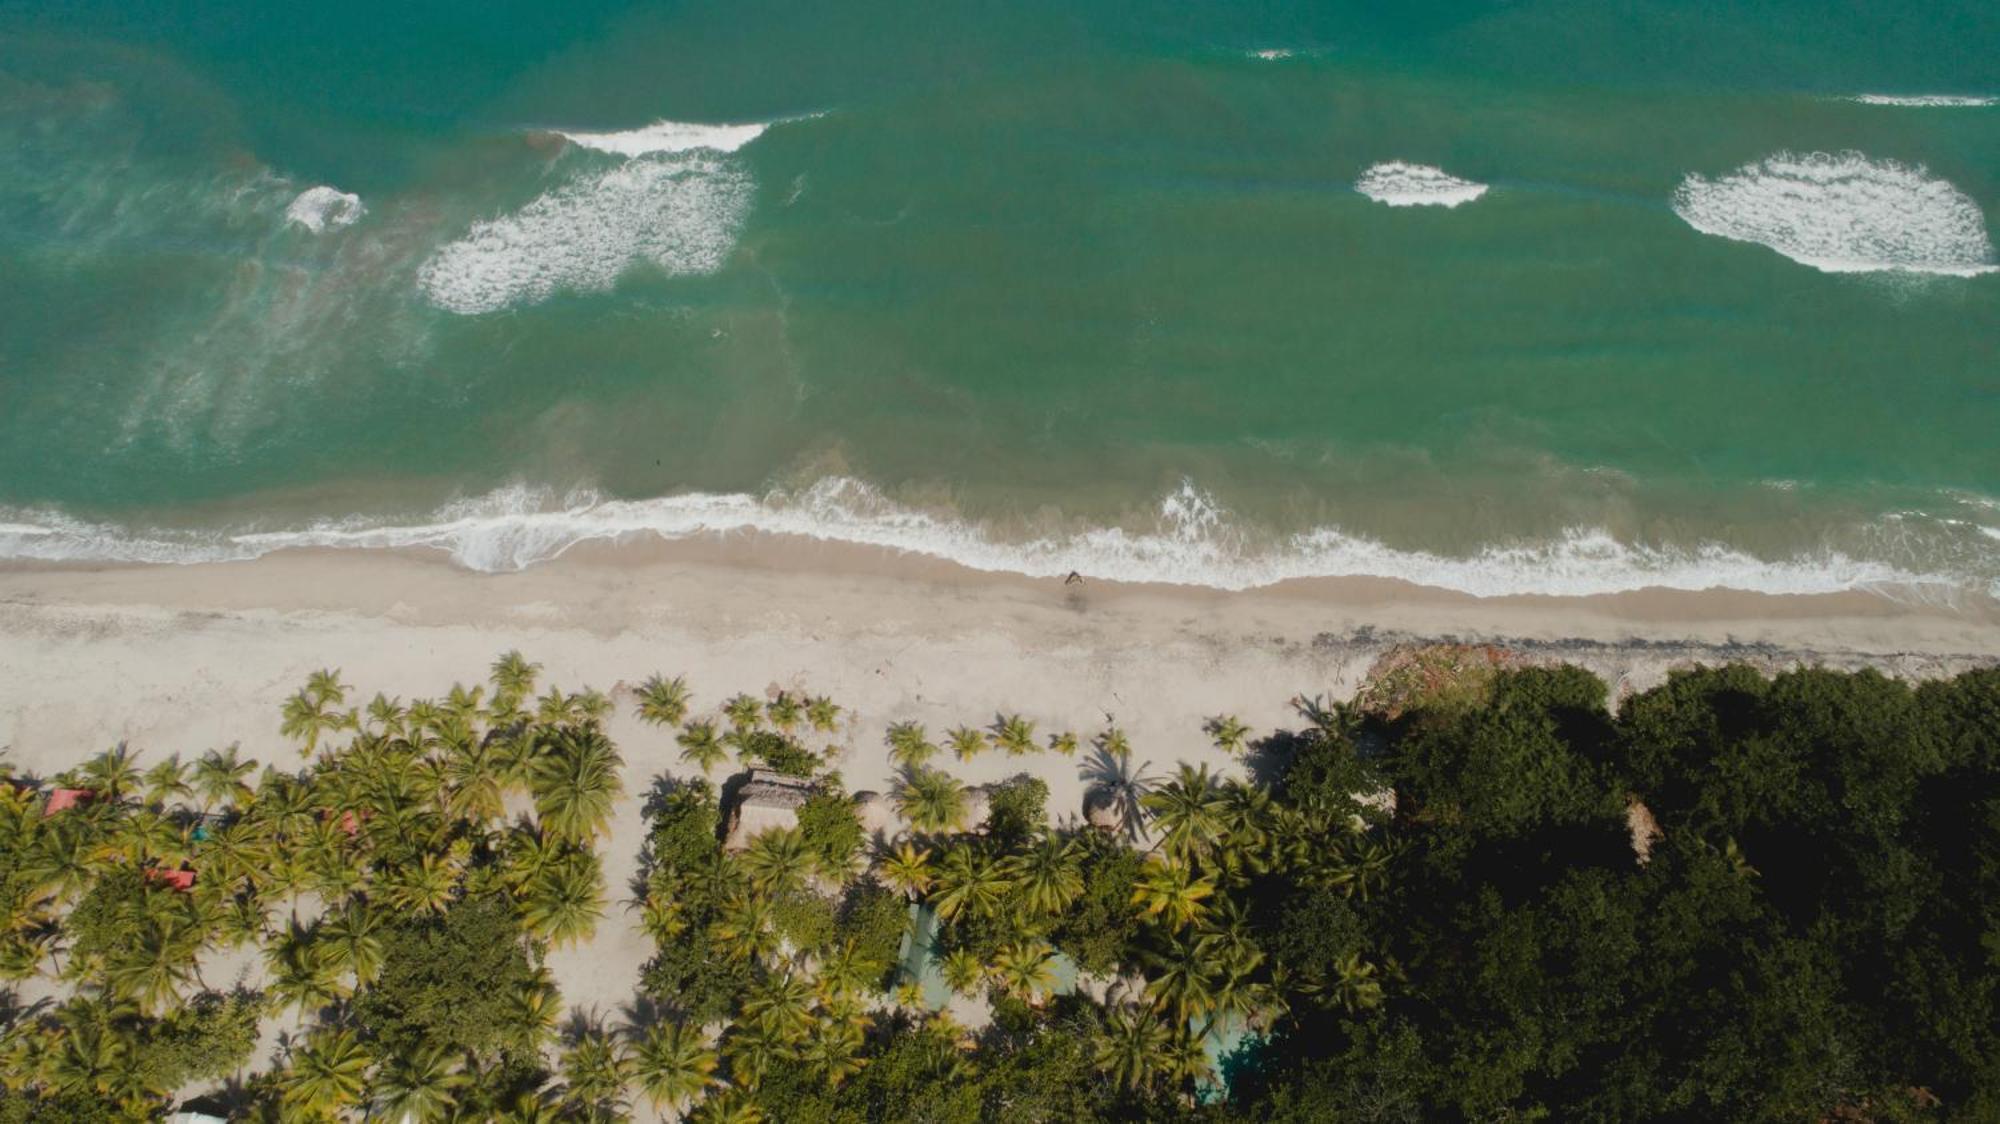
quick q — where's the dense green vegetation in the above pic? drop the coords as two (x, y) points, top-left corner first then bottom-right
(1, 654), (1996, 1121)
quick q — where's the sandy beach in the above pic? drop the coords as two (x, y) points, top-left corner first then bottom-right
(2, 534), (1996, 1106)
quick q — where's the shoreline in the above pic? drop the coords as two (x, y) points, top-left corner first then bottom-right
(2, 527), (1996, 641)
(1, 530), (1994, 1110)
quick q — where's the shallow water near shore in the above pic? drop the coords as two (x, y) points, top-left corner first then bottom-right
(0, 0), (1996, 598)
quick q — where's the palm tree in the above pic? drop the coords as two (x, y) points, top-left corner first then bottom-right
(741, 828), (813, 899)
(878, 841), (933, 899)
(1145, 764), (1229, 865)
(991, 715), (1037, 756)
(372, 1044), (467, 1122)
(490, 650), (542, 711)
(442, 737), (506, 824)
(319, 900), (384, 987)
(941, 948), (985, 994)
(522, 850), (607, 947)
(559, 1029), (632, 1116)
(691, 1087), (766, 1124)
(721, 1022), (788, 1092)
(511, 977), (564, 1053)
(266, 923), (347, 1016)
(78, 744), (141, 802)
(1323, 836), (1401, 902)
(140, 755), (190, 809)
(381, 851), (458, 915)
(631, 1020), (718, 1113)
(765, 692), (804, 733)
(1131, 856), (1214, 930)
(740, 972), (817, 1043)
(1095, 1007), (1172, 1093)
(364, 693), (409, 738)
(929, 847), (1013, 923)
(43, 1005), (133, 1101)
(1047, 731), (1080, 756)
(805, 695), (842, 734)
(1141, 932), (1220, 1025)
(27, 819), (97, 902)
(1202, 715), (1252, 755)
(443, 682), (487, 725)
(885, 722), (937, 769)
(801, 1020), (867, 1087)
(200, 819), (275, 896)
(282, 1026), (371, 1116)
(945, 727), (986, 763)
(722, 694), (765, 733)
(1016, 835), (1084, 915)
(894, 768), (966, 834)
(636, 674), (693, 727)
(814, 939), (877, 1003)
(711, 893), (779, 964)
(1325, 951), (1384, 1013)
(992, 940), (1059, 1004)
(676, 721), (729, 774)
(530, 725), (623, 846)
(104, 918), (198, 1015)
(281, 669), (353, 756)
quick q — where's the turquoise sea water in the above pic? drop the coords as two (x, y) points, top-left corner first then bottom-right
(0, 1), (1996, 597)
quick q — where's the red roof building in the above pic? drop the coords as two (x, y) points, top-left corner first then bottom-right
(43, 788), (96, 815)
(146, 868), (197, 892)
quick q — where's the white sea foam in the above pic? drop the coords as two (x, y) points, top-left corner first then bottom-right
(1354, 162), (1489, 208)
(1671, 151), (1998, 276)
(419, 116), (787, 314)
(418, 153), (754, 314)
(1251, 48), (1295, 61)
(284, 186), (365, 232)
(1849, 94), (1995, 107)
(0, 478), (1976, 599)
(555, 119), (772, 157)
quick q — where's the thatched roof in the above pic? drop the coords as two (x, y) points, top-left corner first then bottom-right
(1082, 786), (1123, 832)
(961, 784), (993, 831)
(1626, 797), (1663, 865)
(724, 769), (817, 851)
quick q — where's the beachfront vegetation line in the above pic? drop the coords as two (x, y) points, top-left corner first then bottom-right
(0, 654), (1997, 1121)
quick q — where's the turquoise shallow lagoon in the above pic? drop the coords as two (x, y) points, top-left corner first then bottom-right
(0, 1), (1995, 596)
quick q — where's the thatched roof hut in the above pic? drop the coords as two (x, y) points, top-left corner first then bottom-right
(1626, 796), (1663, 865)
(723, 769), (816, 851)
(1082, 786), (1123, 832)
(961, 784), (993, 831)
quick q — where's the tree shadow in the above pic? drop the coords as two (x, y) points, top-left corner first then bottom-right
(1078, 746), (1159, 843)
(1242, 729), (1310, 790)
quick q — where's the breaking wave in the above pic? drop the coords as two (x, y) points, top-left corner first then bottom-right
(418, 153), (754, 314)
(1848, 94), (1995, 107)
(555, 119), (771, 157)
(419, 118), (781, 315)
(1671, 151), (1997, 276)
(284, 186), (365, 232)
(1354, 162), (1489, 208)
(0, 478), (1979, 600)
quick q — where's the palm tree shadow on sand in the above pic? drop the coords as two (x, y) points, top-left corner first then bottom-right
(1079, 746), (1160, 844)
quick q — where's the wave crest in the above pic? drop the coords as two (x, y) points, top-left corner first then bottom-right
(0, 478), (1974, 599)
(1354, 162), (1489, 208)
(1671, 151), (1997, 276)
(284, 186), (365, 232)
(555, 119), (771, 157)
(417, 153), (754, 315)
(1849, 94), (1995, 107)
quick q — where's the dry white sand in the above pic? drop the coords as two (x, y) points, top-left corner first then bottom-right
(0, 535), (1994, 1111)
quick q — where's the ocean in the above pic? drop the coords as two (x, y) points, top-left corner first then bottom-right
(0, 0), (1995, 598)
